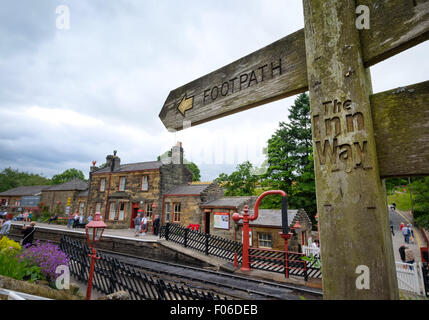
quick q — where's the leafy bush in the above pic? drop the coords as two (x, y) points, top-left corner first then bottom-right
(0, 236), (21, 252)
(21, 240), (69, 284)
(0, 237), (45, 282)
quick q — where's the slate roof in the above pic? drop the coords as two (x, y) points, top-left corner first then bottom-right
(43, 179), (88, 191)
(0, 185), (51, 197)
(201, 196), (256, 208)
(93, 161), (162, 174)
(239, 209), (299, 227)
(165, 184), (211, 195)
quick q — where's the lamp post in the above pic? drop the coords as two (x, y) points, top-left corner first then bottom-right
(85, 212), (106, 300)
(232, 190), (288, 272)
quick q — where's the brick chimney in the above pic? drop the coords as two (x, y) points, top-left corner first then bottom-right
(171, 142), (183, 164)
(106, 155), (114, 171)
(112, 151), (121, 171)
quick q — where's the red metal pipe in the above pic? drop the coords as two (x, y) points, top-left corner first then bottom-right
(232, 190), (287, 272)
(86, 247), (100, 300)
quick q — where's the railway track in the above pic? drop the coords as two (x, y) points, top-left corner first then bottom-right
(100, 249), (323, 300)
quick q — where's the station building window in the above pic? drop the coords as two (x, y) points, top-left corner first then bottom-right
(145, 203), (153, 219)
(100, 178), (106, 192)
(118, 202), (126, 221)
(173, 203), (181, 222)
(165, 202), (171, 222)
(258, 233), (272, 249)
(109, 202), (116, 220)
(119, 177), (126, 191)
(141, 176), (149, 191)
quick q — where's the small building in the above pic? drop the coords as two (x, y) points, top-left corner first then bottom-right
(162, 183), (224, 230)
(234, 208), (312, 251)
(87, 143), (194, 228)
(0, 185), (51, 209)
(40, 179), (88, 215)
(200, 196), (257, 238)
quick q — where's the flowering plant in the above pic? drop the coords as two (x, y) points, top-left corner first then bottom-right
(21, 240), (69, 284)
(0, 236), (21, 253)
(0, 238), (44, 282)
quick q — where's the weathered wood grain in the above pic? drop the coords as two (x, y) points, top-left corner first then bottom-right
(372, 81), (429, 178)
(159, 29), (308, 131)
(359, 0), (429, 67)
(304, 0), (398, 299)
(160, 0), (429, 131)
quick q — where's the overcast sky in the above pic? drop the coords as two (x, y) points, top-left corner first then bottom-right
(0, 1), (427, 181)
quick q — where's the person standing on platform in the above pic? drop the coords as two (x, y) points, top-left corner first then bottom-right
(134, 212), (142, 237)
(141, 213), (148, 236)
(153, 215), (160, 236)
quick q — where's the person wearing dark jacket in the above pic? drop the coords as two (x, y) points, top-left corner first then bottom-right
(399, 244), (406, 263)
(21, 222), (36, 247)
(153, 215), (160, 236)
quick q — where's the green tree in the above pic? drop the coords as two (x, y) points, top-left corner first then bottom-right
(185, 162), (201, 182)
(51, 169), (85, 185)
(215, 161), (257, 196)
(0, 168), (51, 192)
(263, 93), (317, 223)
(410, 177), (429, 229)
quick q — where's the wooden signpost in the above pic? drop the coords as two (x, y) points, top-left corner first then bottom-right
(159, 0), (429, 299)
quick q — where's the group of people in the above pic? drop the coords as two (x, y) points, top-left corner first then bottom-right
(14, 210), (33, 222)
(0, 215), (36, 247)
(67, 211), (92, 229)
(400, 222), (415, 244)
(133, 210), (160, 236)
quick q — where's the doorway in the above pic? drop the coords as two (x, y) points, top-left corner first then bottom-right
(205, 210), (211, 234)
(130, 202), (140, 228)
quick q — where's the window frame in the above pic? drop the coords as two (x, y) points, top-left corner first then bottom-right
(141, 175), (149, 191)
(164, 202), (171, 223)
(119, 176), (126, 192)
(99, 178), (106, 192)
(118, 202), (126, 221)
(145, 203), (153, 220)
(258, 232), (273, 249)
(108, 202), (116, 221)
(173, 203), (181, 222)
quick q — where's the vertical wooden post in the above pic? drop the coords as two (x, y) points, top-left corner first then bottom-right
(303, 0), (398, 299)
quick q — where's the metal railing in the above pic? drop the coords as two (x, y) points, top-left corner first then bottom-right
(59, 235), (226, 300)
(160, 223), (322, 280)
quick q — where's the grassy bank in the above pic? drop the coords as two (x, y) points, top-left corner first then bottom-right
(386, 187), (414, 212)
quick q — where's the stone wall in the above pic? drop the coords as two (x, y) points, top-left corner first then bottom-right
(163, 195), (202, 227)
(8, 224), (211, 268)
(159, 164), (193, 194)
(40, 190), (79, 216)
(88, 170), (162, 228)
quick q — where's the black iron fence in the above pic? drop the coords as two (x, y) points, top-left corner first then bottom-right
(59, 235), (226, 300)
(159, 223), (322, 280)
(248, 248), (322, 280)
(160, 223), (243, 263)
